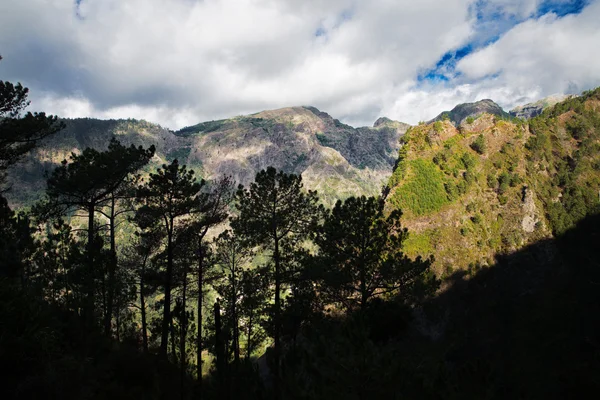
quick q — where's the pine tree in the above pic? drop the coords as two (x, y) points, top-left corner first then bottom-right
(136, 159), (202, 358)
(315, 196), (434, 312)
(0, 55), (63, 186)
(213, 229), (253, 365)
(238, 267), (269, 360)
(186, 176), (232, 385)
(37, 139), (155, 328)
(231, 167), (322, 394)
(124, 211), (164, 353)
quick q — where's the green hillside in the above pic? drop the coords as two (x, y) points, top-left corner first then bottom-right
(386, 88), (600, 274)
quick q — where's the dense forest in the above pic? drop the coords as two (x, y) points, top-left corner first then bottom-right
(2, 57), (600, 400)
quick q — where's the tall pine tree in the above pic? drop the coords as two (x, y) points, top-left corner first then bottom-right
(136, 159), (202, 358)
(231, 167), (322, 394)
(38, 139), (155, 327)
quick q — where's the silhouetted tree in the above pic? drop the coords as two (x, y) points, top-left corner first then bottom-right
(315, 196), (434, 312)
(136, 159), (202, 358)
(231, 167), (323, 395)
(187, 176), (232, 386)
(31, 219), (81, 306)
(38, 139), (155, 328)
(238, 266), (270, 360)
(98, 172), (147, 336)
(0, 55), (63, 187)
(122, 210), (163, 353)
(0, 196), (35, 281)
(213, 230), (254, 365)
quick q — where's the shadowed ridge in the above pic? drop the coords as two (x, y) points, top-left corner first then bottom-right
(413, 212), (600, 399)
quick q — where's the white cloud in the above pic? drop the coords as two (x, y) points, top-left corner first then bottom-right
(454, 0), (600, 110)
(1, 0), (599, 128)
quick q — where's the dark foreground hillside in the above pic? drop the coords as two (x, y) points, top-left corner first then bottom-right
(276, 213), (600, 400)
(2, 212), (599, 400)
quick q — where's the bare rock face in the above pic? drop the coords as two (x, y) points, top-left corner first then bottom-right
(522, 186), (541, 233)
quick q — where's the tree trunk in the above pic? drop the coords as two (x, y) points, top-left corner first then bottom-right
(273, 234), (281, 398)
(115, 296), (121, 342)
(360, 264), (367, 311)
(140, 268), (149, 353)
(232, 279), (240, 365)
(214, 300), (226, 400)
(101, 264), (107, 330)
(246, 311), (253, 360)
(105, 195), (118, 336)
(160, 223), (174, 358)
(170, 315), (178, 364)
(196, 243), (204, 385)
(85, 202), (96, 328)
(180, 262), (189, 400)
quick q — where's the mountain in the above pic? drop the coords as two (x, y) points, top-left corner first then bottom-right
(5, 107), (409, 207)
(386, 87), (600, 273)
(7, 89), (600, 274)
(509, 94), (572, 119)
(432, 99), (511, 126)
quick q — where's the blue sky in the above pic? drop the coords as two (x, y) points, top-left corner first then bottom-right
(419, 0), (591, 85)
(0, 0), (599, 128)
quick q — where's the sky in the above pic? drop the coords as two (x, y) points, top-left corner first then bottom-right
(1, 0), (599, 129)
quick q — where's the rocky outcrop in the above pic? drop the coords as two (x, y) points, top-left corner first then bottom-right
(521, 186), (541, 233)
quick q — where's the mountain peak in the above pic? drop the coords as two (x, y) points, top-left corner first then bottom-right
(432, 99), (510, 126)
(373, 117), (393, 127)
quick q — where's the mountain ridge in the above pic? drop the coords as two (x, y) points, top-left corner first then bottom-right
(509, 94), (573, 119)
(7, 88), (600, 274)
(5, 106), (410, 208)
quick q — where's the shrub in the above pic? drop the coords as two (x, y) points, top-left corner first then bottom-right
(457, 180), (468, 195)
(460, 152), (477, 170)
(463, 170), (475, 185)
(487, 173), (497, 189)
(509, 174), (522, 187)
(444, 181), (458, 201)
(498, 172), (510, 194)
(471, 134), (487, 154)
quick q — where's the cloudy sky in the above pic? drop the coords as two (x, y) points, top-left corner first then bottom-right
(1, 0), (599, 129)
